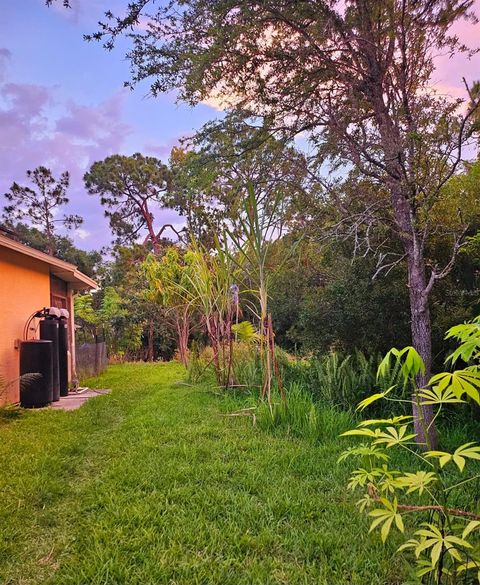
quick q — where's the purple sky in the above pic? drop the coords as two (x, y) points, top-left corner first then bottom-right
(0, 0), (222, 250)
(1, 1), (479, 251)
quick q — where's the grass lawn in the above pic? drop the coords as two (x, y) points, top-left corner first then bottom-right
(0, 362), (411, 585)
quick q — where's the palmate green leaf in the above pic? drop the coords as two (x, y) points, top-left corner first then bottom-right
(373, 425), (417, 448)
(231, 320), (259, 342)
(348, 465), (397, 491)
(399, 347), (425, 380)
(337, 444), (389, 463)
(429, 370), (480, 404)
(395, 471), (437, 495)
(413, 523), (472, 569)
(379, 473), (401, 494)
(418, 385), (466, 405)
(358, 415), (413, 427)
(376, 347), (425, 382)
(447, 339), (480, 366)
(426, 443), (480, 471)
(368, 498), (404, 543)
(347, 467), (383, 490)
(445, 321), (480, 365)
(446, 321), (480, 343)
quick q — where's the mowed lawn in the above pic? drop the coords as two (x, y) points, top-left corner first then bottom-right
(0, 363), (410, 585)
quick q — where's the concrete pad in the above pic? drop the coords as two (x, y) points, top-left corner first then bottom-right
(50, 389), (111, 411)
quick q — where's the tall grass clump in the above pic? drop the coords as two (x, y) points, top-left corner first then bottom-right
(256, 382), (356, 442)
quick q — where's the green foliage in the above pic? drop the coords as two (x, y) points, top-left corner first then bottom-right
(281, 351), (406, 412)
(75, 286), (144, 358)
(84, 153), (170, 249)
(269, 242), (412, 356)
(256, 383), (355, 443)
(340, 316), (480, 583)
(143, 246), (198, 365)
(231, 321), (258, 343)
(168, 116), (307, 247)
(98, 244), (177, 361)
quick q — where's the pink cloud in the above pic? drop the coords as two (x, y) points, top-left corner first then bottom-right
(0, 57), (133, 248)
(2, 82), (53, 118)
(56, 92), (129, 142)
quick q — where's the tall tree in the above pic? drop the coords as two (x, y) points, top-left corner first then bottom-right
(169, 116), (309, 244)
(3, 166), (82, 255)
(90, 0), (480, 446)
(84, 153), (174, 253)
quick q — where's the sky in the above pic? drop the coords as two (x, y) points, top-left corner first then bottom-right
(1, 0), (479, 252)
(0, 0), (222, 250)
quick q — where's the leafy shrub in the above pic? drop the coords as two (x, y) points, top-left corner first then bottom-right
(340, 316), (480, 584)
(281, 351), (407, 412)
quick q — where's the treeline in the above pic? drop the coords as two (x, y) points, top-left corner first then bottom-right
(2, 127), (479, 366)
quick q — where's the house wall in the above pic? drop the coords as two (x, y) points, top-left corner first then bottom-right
(0, 248), (51, 404)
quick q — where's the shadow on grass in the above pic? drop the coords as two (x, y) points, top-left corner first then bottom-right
(0, 406), (25, 426)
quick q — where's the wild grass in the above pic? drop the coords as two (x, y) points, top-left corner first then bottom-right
(0, 362), (412, 585)
(254, 383), (356, 443)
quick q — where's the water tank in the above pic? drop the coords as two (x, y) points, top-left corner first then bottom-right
(40, 319), (60, 401)
(19, 340), (53, 407)
(58, 321), (69, 397)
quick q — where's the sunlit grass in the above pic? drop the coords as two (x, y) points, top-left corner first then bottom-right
(0, 362), (411, 585)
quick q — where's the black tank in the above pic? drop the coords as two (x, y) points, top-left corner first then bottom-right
(19, 340), (53, 407)
(58, 321), (69, 397)
(40, 319), (60, 401)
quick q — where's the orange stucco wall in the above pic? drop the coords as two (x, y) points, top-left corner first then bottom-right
(0, 248), (51, 404)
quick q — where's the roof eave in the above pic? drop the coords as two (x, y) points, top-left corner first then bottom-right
(0, 234), (98, 290)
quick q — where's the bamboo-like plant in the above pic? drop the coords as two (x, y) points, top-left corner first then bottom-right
(225, 182), (295, 408)
(183, 237), (239, 387)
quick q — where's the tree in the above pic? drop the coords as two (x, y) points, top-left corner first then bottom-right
(106, 244), (178, 361)
(144, 246), (196, 367)
(84, 153), (175, 253)
(3, 166), (82, 255)
(168, 146), (227, 248)
(168, 116), (309, 245)
(90, 0), (480, 446)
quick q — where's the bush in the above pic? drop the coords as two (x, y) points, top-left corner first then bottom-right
(340, 317), (480, 584)
(281, 351), (407, 412)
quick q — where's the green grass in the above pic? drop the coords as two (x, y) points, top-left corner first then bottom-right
(0, 362), (411, 585)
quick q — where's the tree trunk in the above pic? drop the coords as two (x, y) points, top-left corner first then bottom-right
(373, 103), (439, 449)
(406, 245), (438, 449)
(147, 319), (154, 362)
(176, 310), (189, 367)
(144, 205), (160, 254)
